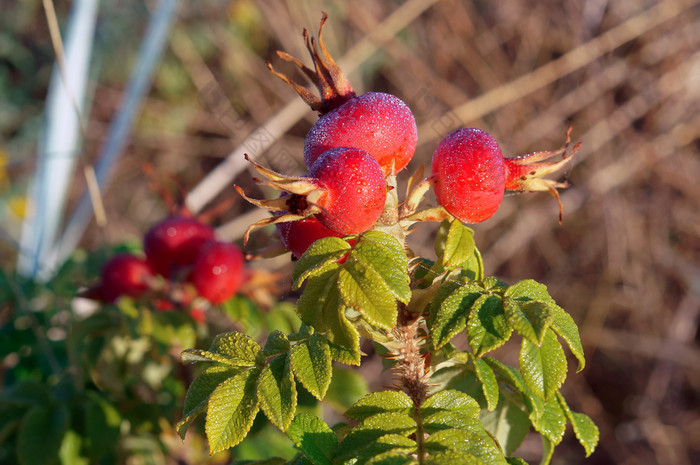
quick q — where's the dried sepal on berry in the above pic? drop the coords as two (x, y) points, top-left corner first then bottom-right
(267, 12), (355, 114)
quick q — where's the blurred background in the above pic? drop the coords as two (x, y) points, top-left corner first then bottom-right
(1, 0), (699, 464)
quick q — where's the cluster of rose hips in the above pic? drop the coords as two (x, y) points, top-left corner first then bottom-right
(93, 215), (247, 317)
(238, 14), (579, 256)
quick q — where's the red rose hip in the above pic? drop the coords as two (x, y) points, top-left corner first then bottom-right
(100, 254), (153, 302)
(191, 241), (246, 304)
(276, 216), (344, 258)
(144, 216), (215, 277)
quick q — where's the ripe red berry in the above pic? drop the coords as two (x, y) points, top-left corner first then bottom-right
(276, 216), (344, 258)
(144, 216), (215, 277)
(191, 241), (246, 304)
(431, 128), (506, 224)
(100, 254), (153, 302)
(308, 147), (386, 235)
(304, 92), (417, 175)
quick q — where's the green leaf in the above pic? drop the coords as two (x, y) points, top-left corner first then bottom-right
(531, 395), (566, 445)
(334, 413), (416, 460)
(17, 404), (69, 465)
(431, 283), (483, 349)
(479, 396), (530, 456)
(58, 430), (89, 465)
(206, 368), (261, 453)
(504, 299), (554, 346)
(367, 450), (418, 465)
(338, 258), (398, 330)
(85, 391), (122, 458)
(482, 276), (507, 292)
(183, 332), (264, 367)
(428, 280), (464, 327)
(296, 266), (342, 333)
(519, 331), (567, 400)
(505, 458), (530, 465)
(422, 412), (483, 434)
(356, 434), (416, 462)
(556, 393), (599, 457)
(473, 356), (499, 411)
(290, 335), (332, 400)
(467, 294), (512, 357)
(441, 221), (476, 269)
(293, 237), (352, 289)
(540, 436), (554, 465)
(420, 390), (480, 418)
(326, 307), (361, 364)
(2, 380), (52, 407)
(264, 331), (291, 356)
(287, 413), (337, 465)
(344, 391), (413, 422)
(354, 231), (411, 304)
(257, 355), (297, 431)
(482, 358), (544, 420)
(549, 305), (585, 372)
(460, 245), (484, 281)
(424, 450), (485, 465)
(178, 365), (240, 439)
(424, 428), (507, 464)
(505, 280), (553, 303)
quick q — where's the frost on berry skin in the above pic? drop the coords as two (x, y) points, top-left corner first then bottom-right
(144, 216), (215, 277)
(191, 241), (246, 305)
(304, 92), (418, 175)
(432, 128), (506, 224)
(100, 254), (154, 302)
(308, 147), (386, 235)
(276, 216), (343, 259)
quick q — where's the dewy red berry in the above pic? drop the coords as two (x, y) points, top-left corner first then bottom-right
(144, 216), (215, 277)
(191, 241), (246, 304)
(276, 216), (344, 258)
(100, 254), (153, 302)
(304, 92), (417, 175)
(431, 128), (506, 224)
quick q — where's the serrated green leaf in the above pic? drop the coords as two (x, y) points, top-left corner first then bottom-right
(422, 411), (483, 434)
(461, 245), (484, 281)
(296, 266), (342, 333)
(428, 280), (464, 327)
(334, 413), (416, 460)
(287, 413), (337, 465)
(293, 237), (352, 289)
(344, 391), (413, 422)
(355, 231), (411, 303)
(482, 358), (544, 420)
(178, 365), (240, 439)
(505, 458), (530, 465)
(431, 283), (483, 349)
(264, 331), (291, 356)
(186, 332), (264, 367)
(442, 221), (476, 269)
(327, 308), (361, 363)
(505, 280), (553, 303)
(290, 335), (332, 400)
(482, 276), (507, 292)
(17, 404), (69, 465)
(504, 299), (554, 346)
(479, 396), (530, 456)
(367, 450), (418, 465)
(473, 356), (499, 411)
(540, 436), (554, 465)
(424, 450), (485, 465)
(424, 428), (506, 465)
(357, 434), (416, 461)
(434, 220), (451, 259)
(519, 331), (567, 400)
(205, 368), (261, 453)
(556, 393), (599, 457)
(468, 294), (512, 357)
(531, 395), (566, 445)
(549, 305), (585, 372)
(339, 258), (398, 330)
(257, 355), (297, 431)
(420, 390), (480, 418)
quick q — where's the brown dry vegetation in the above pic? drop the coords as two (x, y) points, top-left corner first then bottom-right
(6, 0), (700, 463)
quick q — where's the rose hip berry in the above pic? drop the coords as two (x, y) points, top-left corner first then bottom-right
(100, 254), (153, 302)
(191, 241), (246, 304)
(276, 216), (344, 258)
(144, 216), (215, 277)
(432, 127), (580, 224)
(304, 92), (417, 175)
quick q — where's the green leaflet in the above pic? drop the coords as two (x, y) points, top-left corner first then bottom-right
(467, 294), (512, 357)
(530, 395), (566, 445)
(504, 299), (554, 346)
(355, 434), (417, 463)
(430, 282), (483, 349)
(482, 357), (545, 420)
(549, 304), (586, 372)
(182, 332), (264, 367)
(420, 389), (480, 418)
(58, 430), (89, 465)
(472, 356), (499, 411)
(257, 355), (297, 431)
(441, 220), (476, 269)
(264, 330), (291, 356)
(290, 334), (332, 400)
(540, 436), (554, 465)
(177, 365), (241, 439)
(17, 404), (69, 465)
(519, 331), (567, 401)
(422, 412), (484, 434)
(556, 393), (599, 457)
(423, 450), (486, 465)
(287, 413), (337, 465)
(296, 266), (342, 333)
(344, 391), (413, 422)
(339, 258), (398, 330)
(205, 368), (261, 453)
(354, 231), (411, 304)
(334, 412), (416, 461)
(479, 396), (530, 456)
(423, 428), (507, 465)
(505, 280), (553, 303)
(367, 450), (418, 465)
(292, 237), (351, 289)
(85, 391), (121, 459)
